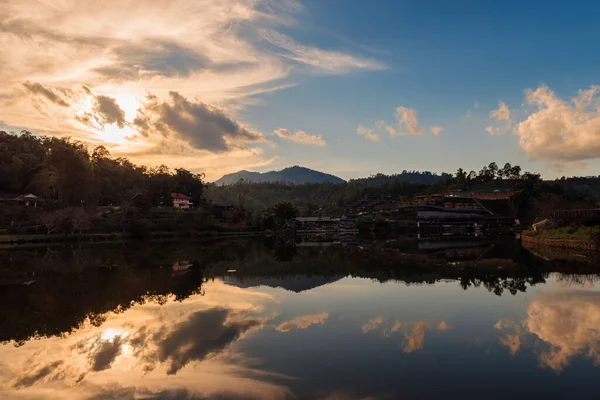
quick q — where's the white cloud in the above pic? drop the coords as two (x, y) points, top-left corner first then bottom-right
(0, 0), (382, 176)
(430, 126), (443, 136)
(357, 125), (380, 142)
(387, 106), (423, 136)
(514, 84), (600, 163)
(497, 290), (600, 371)
(275, 313), (329, 332)
(274, 128), (326, 146)
(261, 29), (386, 74)
(491, 101), (512, 123)
(486, 101), (512, 135)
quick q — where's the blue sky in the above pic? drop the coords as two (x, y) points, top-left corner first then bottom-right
(243, 0), (600, 178)
(2, 0), (600, 180)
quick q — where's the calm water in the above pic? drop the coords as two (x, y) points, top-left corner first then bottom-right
(1, 238), (599, 399)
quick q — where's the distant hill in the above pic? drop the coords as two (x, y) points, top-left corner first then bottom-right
(214, 166), (345, 185)
(221, 275), (344, 293)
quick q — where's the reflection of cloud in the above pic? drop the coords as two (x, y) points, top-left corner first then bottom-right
(361, 316), (385, 333)
(276, 313), (328, 332)
(0, 281), (291, 399)
(436, 321), (451, 331)
(496, 290), (600, 371)
(363, 317), (449, 353)
(13, 360), (64, 388)
(392, 321), (430, 353)
(526, 291), (600, 371)
(134, 307), (268, 375)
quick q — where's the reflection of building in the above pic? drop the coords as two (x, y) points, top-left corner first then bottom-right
(0, 193), (42, 207)
(171, 192), (193, 209)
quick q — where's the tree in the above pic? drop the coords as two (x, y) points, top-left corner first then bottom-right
(68, 207), (91, 234)
(488, 162), (499, 180)
(39, 210), (65, 234)
(455, 168), (467, 187)
(272, 201), (298, 224)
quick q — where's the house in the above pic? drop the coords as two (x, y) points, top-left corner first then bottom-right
(171, 192), (193, 209)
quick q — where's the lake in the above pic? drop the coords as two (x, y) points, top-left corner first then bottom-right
(1, 238), (599, 399)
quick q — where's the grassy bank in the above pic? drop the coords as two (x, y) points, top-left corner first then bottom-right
(526, 226), (600, 240)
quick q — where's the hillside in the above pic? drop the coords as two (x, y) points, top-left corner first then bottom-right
(214, 166), (345, 185)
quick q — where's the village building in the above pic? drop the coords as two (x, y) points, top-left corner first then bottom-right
(171, 192), (193, 209)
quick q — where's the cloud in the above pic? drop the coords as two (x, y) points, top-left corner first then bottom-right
(524, 290), (600, 371)
(275, 313), (329, 332)
(436, 321), (451, 331)
(474, 101), (479, 109)
(134, 92), (265, 152)
(356, 125), (380, 142)
(273, 128), (326, 146)
(22, 81), (70, 107)
(133, 307), (267, 375)
(261, 30), (386, 74)
(13, 361), (64, 388)
(0, 0), (383, 175)
(514, 84), (600, 164)
(361, 316), (385, 333)
(386, 106), (423, 136)
(430, 126), (443, 136)
(485, 101), (512, 135)
(93, 40), (210, 82)
(496, 290), (600, 371)
(400, 322), (430, 353)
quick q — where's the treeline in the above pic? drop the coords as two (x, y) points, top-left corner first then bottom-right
(350, 171), (452, 185)
(0, 131), (205, 207)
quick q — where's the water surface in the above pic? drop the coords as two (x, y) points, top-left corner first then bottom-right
(1, 239), (599, 399)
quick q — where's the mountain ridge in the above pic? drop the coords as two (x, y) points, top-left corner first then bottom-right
(214, 166), (345, 185)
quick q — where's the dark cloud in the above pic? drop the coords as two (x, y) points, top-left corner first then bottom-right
(14, 360), (64, 388)
(77, 93), (126, 129)
(89, 386), (261, 400)
(134, 92), (264, 152)
(91, 335), (124, 371)
(94, 95), (126, 128)
(22, 81), (70, 107)
(132, 307), (265, 375)
(93, 40), (210, 82)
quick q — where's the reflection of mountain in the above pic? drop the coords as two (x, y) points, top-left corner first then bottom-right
(1, 238), (599, 346)
(221, 275), (344, 293)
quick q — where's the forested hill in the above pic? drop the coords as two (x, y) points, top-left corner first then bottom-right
(350, 171), (453, 185)
(214, 166), (345, 185)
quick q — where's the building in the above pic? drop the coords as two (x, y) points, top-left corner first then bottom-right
(171, 192), (193, 209)
(0, 193), (42, 207)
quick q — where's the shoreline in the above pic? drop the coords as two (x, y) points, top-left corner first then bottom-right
(0, 230), (264, 247)
(521, 231), (597, 253)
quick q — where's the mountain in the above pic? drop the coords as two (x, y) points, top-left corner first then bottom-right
(214, 166), (345, 185)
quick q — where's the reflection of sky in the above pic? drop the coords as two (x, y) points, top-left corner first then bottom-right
(1, 275), (599, 399)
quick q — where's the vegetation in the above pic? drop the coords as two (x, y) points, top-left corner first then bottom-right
(1, 130), (599, 239)
(527, 226), (600, 240)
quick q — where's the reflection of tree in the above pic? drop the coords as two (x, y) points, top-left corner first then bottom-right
(2, 238), (599, 345)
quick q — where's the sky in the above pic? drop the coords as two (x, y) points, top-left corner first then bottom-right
(1, 0), (600, 181)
